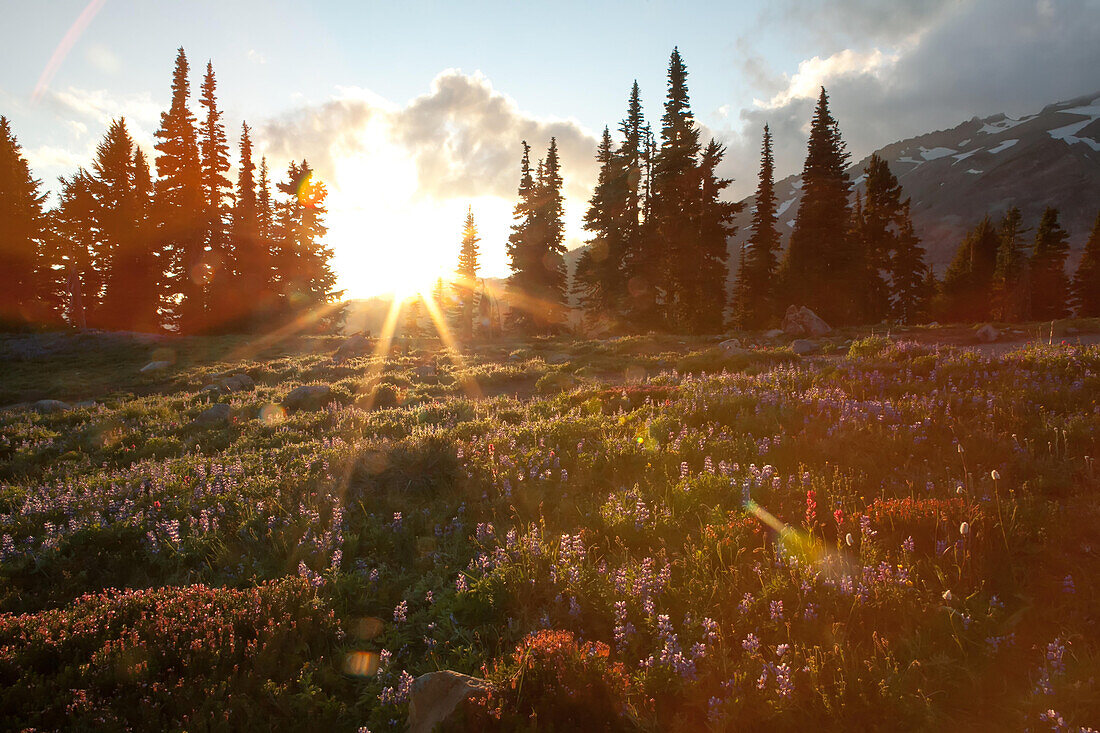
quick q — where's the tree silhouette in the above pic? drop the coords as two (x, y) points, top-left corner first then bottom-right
(942, 216), (999, 321)
(1072, 213), (1100, 317)
(1030, 207), (1070, 320)
(456, 206), (480, 339)
(0, 116), (48, 329)
(198, 61), (233, 327)
(735, 124), (780, 330)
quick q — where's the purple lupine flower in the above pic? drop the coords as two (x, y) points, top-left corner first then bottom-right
(770, 600), (784, 621)
(393, 600), (408, 623)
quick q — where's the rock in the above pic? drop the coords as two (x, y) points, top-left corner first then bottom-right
(407, 671), (490, 733)
(333, 333), (370, 363)
(544, 352), (570, 365)
(782, 305), (832, 337)
(283, 384), (332, 411)
(32, 399), (71, 414)
(140, 360), (172, 374)
(193, 403), (231, 426)
(763, 328), (785, 341)
(719, 338), (748, 356)
(203, 373), (255, 394)
(791, 339), (817, 355)
(927, 321), (940, 327)
(976, 324), (999, 343)
(415, 364), (437, 378)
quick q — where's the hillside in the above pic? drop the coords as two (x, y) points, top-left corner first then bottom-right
(729, 91), (1100, 272)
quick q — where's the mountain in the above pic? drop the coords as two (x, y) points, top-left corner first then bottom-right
(729, 91), (1100, 273)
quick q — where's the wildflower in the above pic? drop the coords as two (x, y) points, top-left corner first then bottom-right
(959, 521), (970, 536)
(770, 600), (784, 621)
(902, 536), (915, 554)
(455, 574), (468, 593)
(991, 469), (1001, 481)
(425, 590), (434, 604)
(1062, 575), (1075, 594)
(845, 533), (854, 547)
(742, 633), (761, 654)
(942, 589), (954, 602)
(393, 600), (408, 623)
(776, 643), (789, 658)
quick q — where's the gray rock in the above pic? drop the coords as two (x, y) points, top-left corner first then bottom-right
(33, 399), (71, 414)
(223, 373), (255, 391)
(407, 671), (490, 733)
(333, 333), (370, 363)
(791, 339), (817, 355)
(283, 384), (332, 411)
(976, 324), (999, 343)
(140, 360), (172, 374)
(194, 403), (231, 426)
(719, 338), (748, 356)
(763, 328), (785, 341)
(782, 306), (832, 337)
(415, 364), (437, 378)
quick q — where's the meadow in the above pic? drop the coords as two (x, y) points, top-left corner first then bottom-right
(0, 328), (1097, 731)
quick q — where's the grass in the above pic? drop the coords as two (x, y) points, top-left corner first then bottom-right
(0, 329), (1098, 731)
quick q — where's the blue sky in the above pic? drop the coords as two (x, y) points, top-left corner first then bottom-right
(3, 0), (1098, 296)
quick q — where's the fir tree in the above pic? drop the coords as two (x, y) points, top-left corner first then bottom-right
(273, 161), (339, 321)
(1072, 213), (1100, 316)
(92, 118), (138, 329)
(257, 156), (276, 293)
(781, 87), (854, 324)
(942, 216), (999, 322)
(576, 126), (626, 318)
(230, 123), (265, 328)
(993, 207), (1030, 321)
(506, 141), (536, 311)
(456, 206), (481, 340)
(51, 171), (101, 326)
(690, 137), (738, 333)
(1030, 207), (1070, 320)
(890, 203), (929, 324)
(198, 61), (233, 325)
(617, 81), (653, 324)
(0, 116), (48, 328)
(154, 47), (206, 333)
(855, 153), (900, 322)
(650, 47), (702, 329)
(737, 124), (780, 329)
(730, 242), (749, 330)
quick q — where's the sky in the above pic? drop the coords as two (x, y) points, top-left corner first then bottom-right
(2, 0), (1098, 298)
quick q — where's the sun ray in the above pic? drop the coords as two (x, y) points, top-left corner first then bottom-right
(419, 292), (484, 399)
(224, 301), (343, 364)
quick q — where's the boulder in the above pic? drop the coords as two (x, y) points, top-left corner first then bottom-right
(140, 360), (172, 374)
(407, 671), (490, 733)
(719, 338), (748, 357)
(193, 403), (231, 426)
(976, 324), (999, 343)
(333, 333), (370, 363)
(283, 384), (332, 411)
(203, 373), (256, 394)
(32, 399), (71, 414)
(782, 306), (832, 337)
(763, 328), (785, 341)
(414, 364), (437, 378)
(791, 339), (817, 355)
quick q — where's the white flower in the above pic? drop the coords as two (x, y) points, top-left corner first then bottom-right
(942, 590), (954, 602)
(959, 522), (970, 536)
(845, 533), (854, 547)
(990, 470), (1001, 481)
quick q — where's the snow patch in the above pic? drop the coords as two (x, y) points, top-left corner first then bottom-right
(967, 169), (982, 175)
(896, 156), (923, 166)
(1048, 119), (1100, 152)
(776, 198), (795, 217)
(987, 138), (1018, 154)
(791, 179), (803, 190)
(919, 146), (956, 161)
(1056, 101), (1100, 119)
(978, 115), (1030, 135)
(851, 174), (866, 187)
(952, 148), (980, 163)
(959, 138), (971, 147)
(785, 219), (796, 229)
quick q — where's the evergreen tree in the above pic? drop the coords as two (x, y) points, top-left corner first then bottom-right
(0, 116), (47, 328)
(993, 207), (1030, 321)
(576, 127), (626, 318)
(781, 87), (855, 324)
(230, 123), (265, 328)
(618, 81), (654, 324)
(942, 216), (999, 322)
(198, 61), (233, 325)
(51, 171), (101, 325)
(855, 153), (900, 322)
(92, 118), (138, 329)
(273, 160), (339, 320)
(650, 47), (702, 329)
(506, 141), (536, 313)
(1030, 207), (1070, 320)
(456, 206), (481, 339)
(690, 138), (738, 333)
(257, 156), (276, 292)
(1072, 213), (1100, 316)
(890, 204), (929, 324)
(730, 242), (749, 330)
(736, 124), (780, 329)
(154, 47), (206, 333)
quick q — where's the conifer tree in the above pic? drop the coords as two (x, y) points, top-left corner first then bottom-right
(942, 216), (999, 321)
(273, 160), (339, 320)
(198, 61), (233, 324)
(736, 124), (780, 329)
(92, 118), (139, 329)
(617, 81), (653, 323)
(993, 207), (1030, 321)
(52, 171), (101, 325)
(257, 156), (276, 292)
(576, 126), (626, 317)
(855, 153), (900, 322)
(154, 47), (206, 333)
(690, 138), (738, 333)
(506, 141), (536, 310)
(230, 123), (265, 328)
(650, 47), (702, 328)
(730, 242), (749, 330)
(1030, 207), (1070, 320)
(781, 87), (854, 324)
(456, 206), (480, 339)
(1072, 213), (1100, 316)
(890, 204), (929, 324)
(0, 116), (47, 328)
(536, 137), (568, 315)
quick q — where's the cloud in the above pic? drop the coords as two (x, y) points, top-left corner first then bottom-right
(718, 0), (1100, 198)
(42, 86), (161, 129)
(256, 70), (599, 202)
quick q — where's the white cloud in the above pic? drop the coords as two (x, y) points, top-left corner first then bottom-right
(755, 48), (899, 110)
